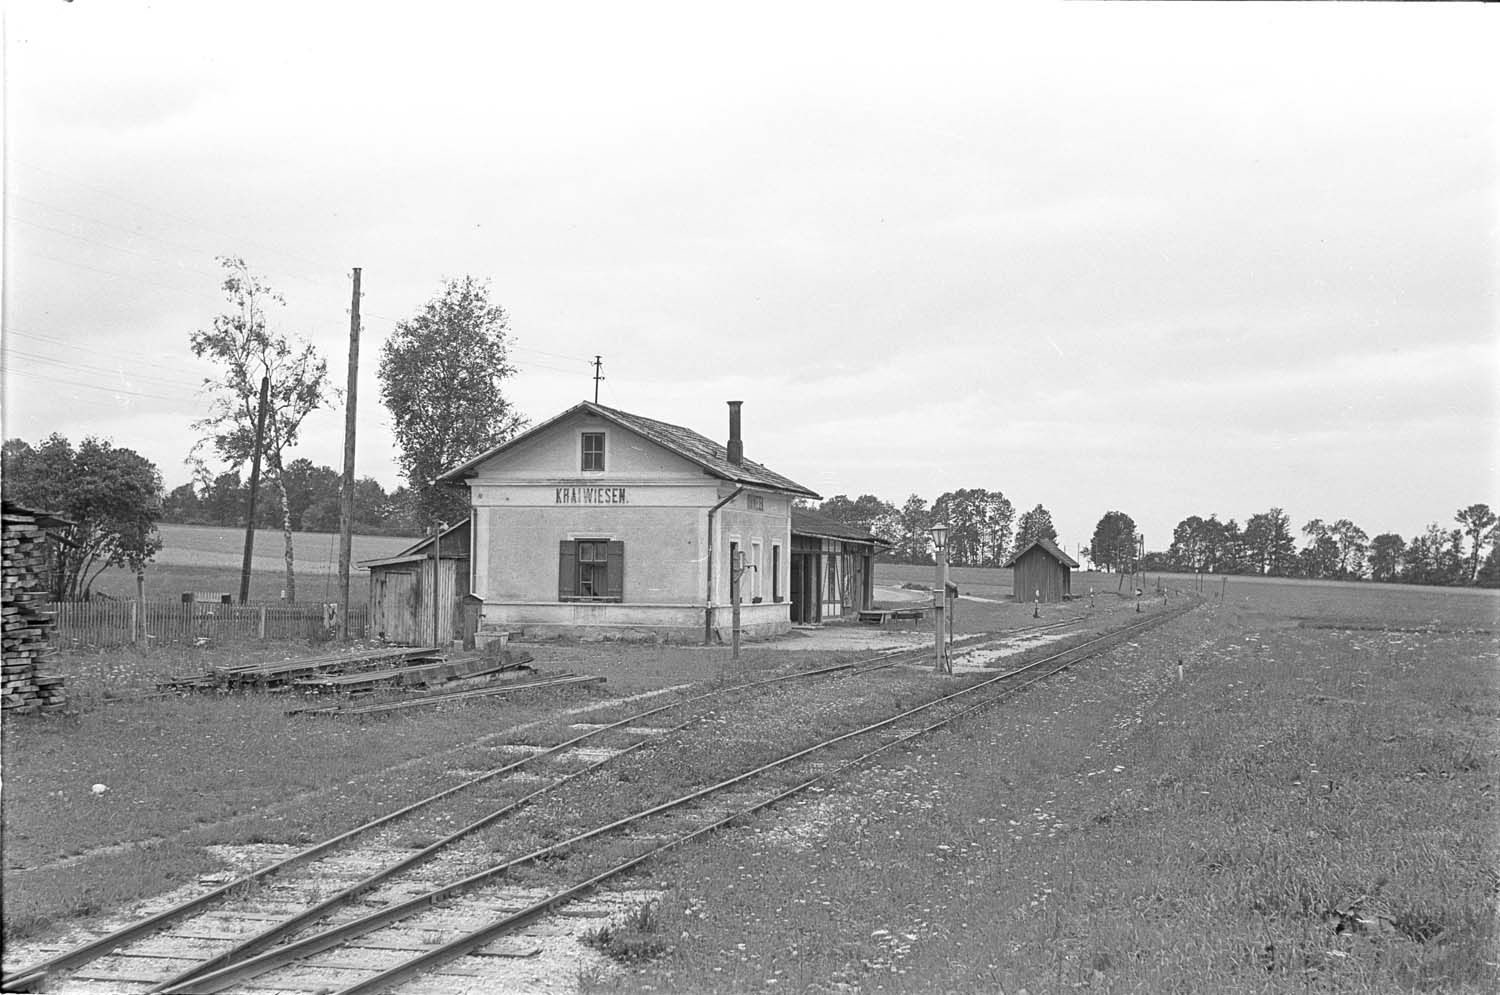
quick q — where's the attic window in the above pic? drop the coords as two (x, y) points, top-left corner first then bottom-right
(581, 432), (605, 472)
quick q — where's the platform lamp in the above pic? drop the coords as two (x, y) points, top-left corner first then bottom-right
(929, 521), (951, 674)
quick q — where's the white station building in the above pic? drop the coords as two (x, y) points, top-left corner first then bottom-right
(438, 400), (822, 642)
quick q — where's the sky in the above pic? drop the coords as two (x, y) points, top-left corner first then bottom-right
(3, 1), (1496, 556)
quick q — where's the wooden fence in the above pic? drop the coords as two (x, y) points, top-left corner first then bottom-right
(45, 601), (370, 649)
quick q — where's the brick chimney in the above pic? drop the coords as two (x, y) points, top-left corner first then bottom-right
(727, 400), (743, 465)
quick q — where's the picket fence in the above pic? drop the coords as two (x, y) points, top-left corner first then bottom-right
(45, 600), (370, 649)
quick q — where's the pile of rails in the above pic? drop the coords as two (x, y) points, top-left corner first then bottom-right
(2, 503), (67, 714)
(161, 644), (539, 697)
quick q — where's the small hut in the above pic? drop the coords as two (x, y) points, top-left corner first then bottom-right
(363, 520), (471, 647)
(1003, 537), (1079, 604)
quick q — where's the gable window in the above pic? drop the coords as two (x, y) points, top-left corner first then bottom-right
(581, 432), (605, 472)
(558, 539), (624, 601)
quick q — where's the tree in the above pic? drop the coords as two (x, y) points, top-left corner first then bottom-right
(1478, 543), (1500, 588)
(932, 488), (1014, 567)
(270, 458), (341, 532)
(2, 435), (164, 600)
(1403, 523), (1464, 586)
(1329, 519), (1369, 579)
(893, 494), (933, 563)
(1012, 504), (1058, 555)
(161, 482), (203, 524)
(1242, 508), (1297, 576)
(191, 256), (330, 602)
(1168, 515), (1214, 571)
(1089, 511), (1138, 573)
(379, 275), (526, 528)
(1455, 503), (1497, 585)
(816, 494), (900, 548)
(1367, 533), (1405, 583)
(1298, 519), (1341, 579)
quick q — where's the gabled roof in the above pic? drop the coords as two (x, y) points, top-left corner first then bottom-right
(437, 401), (820, 499)
(791, 508), (890, 546)
(1002, 536), (1080, 569)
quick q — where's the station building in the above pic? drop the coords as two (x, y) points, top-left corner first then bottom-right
(437, 400), (821, 642)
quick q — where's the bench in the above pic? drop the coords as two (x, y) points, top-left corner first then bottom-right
(858, 607), (931, 625)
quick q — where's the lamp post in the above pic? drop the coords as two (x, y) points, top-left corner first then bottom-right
(929, 521), (950, 674)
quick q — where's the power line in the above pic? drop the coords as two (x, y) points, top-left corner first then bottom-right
(3, 347), (206, 393)
(9, 157), (334, 277)
(9, 192), (224, 261)
(4, 326), (198, 366)
(19, 250), (216, 300)
(1, 366), (210, 404)
(7, 214), (226, 280)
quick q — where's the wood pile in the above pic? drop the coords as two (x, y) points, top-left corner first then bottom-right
(2, 504), (67, 714)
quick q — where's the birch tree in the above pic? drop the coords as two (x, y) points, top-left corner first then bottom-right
(191, 256), (330, 602)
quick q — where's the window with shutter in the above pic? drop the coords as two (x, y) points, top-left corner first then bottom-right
(559, 538), (624, 602)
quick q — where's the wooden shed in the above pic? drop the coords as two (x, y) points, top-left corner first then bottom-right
(789, 509), (886, 624)
(362, 520), (472, 647)
(1003, 537), (1079, 604)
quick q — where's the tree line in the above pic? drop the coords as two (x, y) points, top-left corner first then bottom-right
(1155, 504), (1499, 586)
(159, 460), (422, 535)
(806, 494), (1500, 589)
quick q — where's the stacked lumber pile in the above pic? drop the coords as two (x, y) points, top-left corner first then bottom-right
(2, 504), (67, 714)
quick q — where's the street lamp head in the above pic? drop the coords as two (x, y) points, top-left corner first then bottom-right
(928, 521), (950, 552)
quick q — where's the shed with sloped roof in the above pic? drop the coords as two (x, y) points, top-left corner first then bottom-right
(361, 519), (471, 647)
(1003, 537), (1080, 604)
(438, 400), (819, 643)
(788, 508), (886, 624)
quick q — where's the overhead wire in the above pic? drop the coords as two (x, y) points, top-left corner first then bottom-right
(9, 157), (334, 278)
(10, 159), (608, 402)
(2, 347), (206, 394)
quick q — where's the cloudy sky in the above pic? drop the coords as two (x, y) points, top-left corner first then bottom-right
(3, 1), (1495, 554)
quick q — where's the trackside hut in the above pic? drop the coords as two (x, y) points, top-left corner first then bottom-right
(1003, 536), (1079, 604)
(438, 400), (819, 642)
(362, 519), (471, 647)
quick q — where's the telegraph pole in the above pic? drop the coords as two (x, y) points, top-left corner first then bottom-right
(238, 376), (271, 604)
(337, 267), (361, 640)
(592, 355), (604, 403)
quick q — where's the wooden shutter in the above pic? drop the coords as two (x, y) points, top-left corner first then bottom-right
(606, 541), (624, 601)
(558, 541), (577, 601)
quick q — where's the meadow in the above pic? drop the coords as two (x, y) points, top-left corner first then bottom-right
(87, 523), (418, 604)
(603, 577), (1499, 994)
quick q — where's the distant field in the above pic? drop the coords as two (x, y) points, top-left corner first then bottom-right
(89, 524), (421, 603)
(879, 562), (1500, 630)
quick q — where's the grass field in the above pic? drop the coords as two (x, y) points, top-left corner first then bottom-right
(87, 523), (419, 603)
(3, 572), (1496, 993)
(604, 577), (1499, 994)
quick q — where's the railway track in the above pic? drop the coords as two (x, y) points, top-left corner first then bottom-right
(3, 604), (1187, 994)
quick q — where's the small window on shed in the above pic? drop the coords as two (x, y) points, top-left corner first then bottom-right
(581, 432), (605, 472)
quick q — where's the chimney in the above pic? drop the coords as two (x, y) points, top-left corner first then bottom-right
(727, 400), (743, 465)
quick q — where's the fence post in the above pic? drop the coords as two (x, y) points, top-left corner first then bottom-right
(135, 571), (145, 648)
(259, 605), (267, 640)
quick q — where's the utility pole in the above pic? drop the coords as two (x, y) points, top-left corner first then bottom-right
(238, 375), (271, 605)
(731, 549), (744, 660)
(337, 268), (361, 641)
(592, 355), (604, 403)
